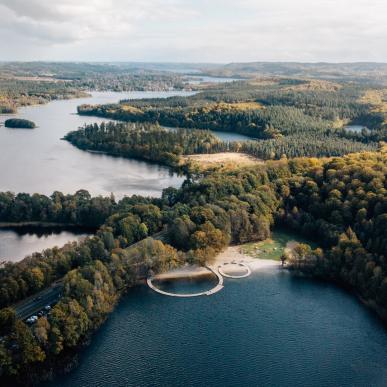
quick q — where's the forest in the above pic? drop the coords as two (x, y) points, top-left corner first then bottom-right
(0, 78), (88, 114)
(0, 141), (386, 384)
(0, 191), (116, 228)
(0, 62), (188, 114)
(0, 66), (386, 385)
(200, 62), (387, 84)
(65, 121), (378, 166)
(64, 122), (224, 168)
(4, 119), (36, 129)
(77, 78), (386, 158)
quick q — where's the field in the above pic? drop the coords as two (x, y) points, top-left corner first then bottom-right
(240, 229), (317, 261)
(183, 152), (263, 169)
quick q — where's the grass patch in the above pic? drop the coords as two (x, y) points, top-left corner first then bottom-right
(240, 229), (317, 261)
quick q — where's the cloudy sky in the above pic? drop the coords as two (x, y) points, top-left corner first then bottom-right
(0, 0), (386, 62)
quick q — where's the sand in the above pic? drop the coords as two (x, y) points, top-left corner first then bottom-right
(154, 266), (212, 280)
(183, 152), (263, 168)
(214, 245), (280, 272)
(153, 245), (280, 281)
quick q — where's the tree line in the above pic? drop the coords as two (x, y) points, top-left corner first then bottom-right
(65, 122), (225, 167)
(0, 155), (282, 383)
(66, 122), (378, 166)
(0, 190), (115, 228)
(0, 145), (386, 383)
(78, 78), (386, 139)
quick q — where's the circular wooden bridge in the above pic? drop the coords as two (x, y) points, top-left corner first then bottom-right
(147, 261), (251, 298)
(218, 262), (251, 279)
(147, 265), (224, 298)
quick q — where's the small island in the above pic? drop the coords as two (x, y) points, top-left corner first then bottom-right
(4, 118), (36, 129)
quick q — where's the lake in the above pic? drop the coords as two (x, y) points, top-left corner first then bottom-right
(0, 87), (253, 262)
(0, 226), (91, 263)
(47, 268), (387, 387)
(0, 90), (193, 262)
(186, 75), (242, 84)
(0, 91), (193, 199)
(162, 126), (254, 142)
(345, 125), (364, 133)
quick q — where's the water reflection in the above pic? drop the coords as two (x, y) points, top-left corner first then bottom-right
(0, 91), (191, 198)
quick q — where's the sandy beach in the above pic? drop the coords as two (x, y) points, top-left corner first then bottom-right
(153, 245), (280, 281)
(214, 245), (280, 272)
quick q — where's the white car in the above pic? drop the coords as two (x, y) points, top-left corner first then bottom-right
(26, 315), (38, 324)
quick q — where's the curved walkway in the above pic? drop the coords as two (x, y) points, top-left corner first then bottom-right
(218, 262), (252, 279)
(147, 265), (224, 298)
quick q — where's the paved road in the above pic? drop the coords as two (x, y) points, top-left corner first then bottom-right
(13, 231), (167, 320)
(14, 281), (63, 320)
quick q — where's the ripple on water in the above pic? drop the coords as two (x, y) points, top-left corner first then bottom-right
(45, 269), (387, 387)
(152, 275), (218, 295)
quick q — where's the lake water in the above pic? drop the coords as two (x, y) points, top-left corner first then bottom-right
(162, 126), (253, 142)
(2, 85), (387, 386)
(0, 91), (192, 261)
(345, 125), (364, 133)
(186, 75), (242, 84)
(0, 87), (251, 262)
(0, 91), (192, 198)
(205, 130), (253, 142)
(47, 268), (387, 387)
(0, 227), (91, 263)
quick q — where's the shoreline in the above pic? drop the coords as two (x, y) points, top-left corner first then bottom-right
(152, 245), (280, 281)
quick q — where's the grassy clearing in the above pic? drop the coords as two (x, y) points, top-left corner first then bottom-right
(240, 229), (317, 261)
(183, 152), (263, 170)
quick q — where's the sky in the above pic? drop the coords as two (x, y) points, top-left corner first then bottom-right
(0, 0), (386, 63)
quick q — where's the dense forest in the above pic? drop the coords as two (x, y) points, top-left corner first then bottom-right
(65, 121), (378, 166)
(281, 149), (387, 310)
(0, 191), (115, 228)
(0, 143), (386, 384)
(64, 122), (224, 167)
(0, 65), (386, 385)
(200, 62), (387, 84)
(77, 78), (386, 158)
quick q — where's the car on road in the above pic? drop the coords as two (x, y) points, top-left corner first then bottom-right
(26, 315), (38, 324)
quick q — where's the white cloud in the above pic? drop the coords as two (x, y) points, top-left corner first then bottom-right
(0, 0), (386, 62)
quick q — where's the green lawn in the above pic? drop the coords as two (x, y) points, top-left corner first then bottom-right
(240, 229), (317, 261)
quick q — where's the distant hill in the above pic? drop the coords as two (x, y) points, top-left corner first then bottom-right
(200, 62), (387, 84)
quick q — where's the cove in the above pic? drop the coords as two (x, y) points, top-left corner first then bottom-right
(0, 226), (92, 263)
(0, 91), (192, 198)
(46, 269), (387, 387)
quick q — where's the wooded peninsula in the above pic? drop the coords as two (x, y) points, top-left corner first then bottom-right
(0, 62), (386, 385)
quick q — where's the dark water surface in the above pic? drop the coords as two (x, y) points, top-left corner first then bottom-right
(163, 125), (254, 142)
(48, 269), (387, 387)
(0, 91), (192, 198)
(153, 275), (218, 295)
(345, 125), (365, 133)
(0, 226), (91, 262)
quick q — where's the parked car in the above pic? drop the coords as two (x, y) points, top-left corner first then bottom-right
(26, 315), (38, 324)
